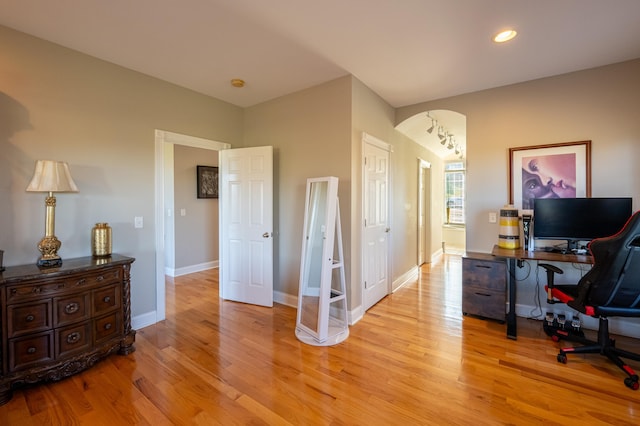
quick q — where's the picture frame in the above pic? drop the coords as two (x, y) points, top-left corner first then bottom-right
(197, 165), (218, 199)
(509, 140), (591, 210)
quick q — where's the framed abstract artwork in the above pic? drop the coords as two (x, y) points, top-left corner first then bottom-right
(509, 140), (591, 210)
(197, 165), (218, 199)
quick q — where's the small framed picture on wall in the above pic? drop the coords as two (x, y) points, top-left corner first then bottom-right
(197, 165), (218, 199)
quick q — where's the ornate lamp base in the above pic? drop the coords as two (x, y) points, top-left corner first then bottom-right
(37, 235), (62, 268)
(37, 257), (63, 268)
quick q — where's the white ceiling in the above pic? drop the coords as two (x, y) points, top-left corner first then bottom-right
(2, 0), (640, 158)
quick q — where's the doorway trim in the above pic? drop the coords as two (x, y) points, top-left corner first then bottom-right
(154, 130), (230, 322)
(418, 158), (431, 266)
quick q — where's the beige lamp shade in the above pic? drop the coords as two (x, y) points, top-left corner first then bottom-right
(26, 160), (79, 193)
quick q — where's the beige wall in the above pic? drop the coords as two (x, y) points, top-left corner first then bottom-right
(173, 145), (219, 269)
(0, 26), (243, 319)
(398, 59), (640, 253)
(243, 76), (352, 301)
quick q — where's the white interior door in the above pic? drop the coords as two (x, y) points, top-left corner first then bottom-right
(220, 146), (273, 307)
(363, 135), (390, 311)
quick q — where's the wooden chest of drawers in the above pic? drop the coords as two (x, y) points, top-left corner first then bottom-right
(0, 254), (135, 405)
(462, 252), (507, 322)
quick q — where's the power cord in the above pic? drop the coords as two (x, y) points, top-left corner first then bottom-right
(528, 261), (545, 320)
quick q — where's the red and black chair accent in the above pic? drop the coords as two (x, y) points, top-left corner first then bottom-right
(539, 210), (640, 390)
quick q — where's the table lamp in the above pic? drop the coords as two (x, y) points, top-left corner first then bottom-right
(26, 160), (79, 267)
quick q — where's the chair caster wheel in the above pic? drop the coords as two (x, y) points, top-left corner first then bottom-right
(557, 353), (567, 364)
(624, 377), (639, 390)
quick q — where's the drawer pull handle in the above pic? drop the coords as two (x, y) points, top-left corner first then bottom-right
(474, 292), (492, 297)
(104, 323), (112, 330)
(65, 302), (80, 314)
(26, 314), (35, 322)
(96, 275), (105, 282)
(27, 347), (36, 354)
(67, 332), (81, 344)
(103, 296), (111, 303)
(474, 265), (492, 269)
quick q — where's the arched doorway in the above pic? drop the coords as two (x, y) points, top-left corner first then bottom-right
(396, 110), (467, 261)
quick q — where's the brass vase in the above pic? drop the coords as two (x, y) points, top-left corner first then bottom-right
(92, 223), (112, 257)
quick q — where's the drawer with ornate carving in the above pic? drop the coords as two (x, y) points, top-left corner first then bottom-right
(54, 293), (90, 327)
(0, 254), (135, 405)
(5, 268), (123, 304)
(92, 284), (120, 315)
(7, 300), (52, 338)
(56, 322), (91, 358)
(9, 331), (55, 372)
(94, 312), (122, 343)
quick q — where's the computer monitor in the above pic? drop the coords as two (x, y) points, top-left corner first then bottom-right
(533, 197), (633, 251)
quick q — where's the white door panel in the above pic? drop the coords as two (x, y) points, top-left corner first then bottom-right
(220, 146), (273, 307)
(363, 135), (390, 311)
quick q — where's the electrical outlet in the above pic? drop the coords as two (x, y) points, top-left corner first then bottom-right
(489, 212), (497, 223)
(134, 216), (143, 228)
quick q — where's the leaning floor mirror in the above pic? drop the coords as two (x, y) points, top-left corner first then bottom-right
(295, 176), (349, 346)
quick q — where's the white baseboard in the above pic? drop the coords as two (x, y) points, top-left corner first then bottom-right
(165, 260), (218, 277)
(393, 266), (419, 292)
(431, 248), (444, 264)
(274, 290), (297, 308)
(132, 311), (158, 331)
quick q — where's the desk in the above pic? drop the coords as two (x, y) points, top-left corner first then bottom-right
(490, 245), (593, 339)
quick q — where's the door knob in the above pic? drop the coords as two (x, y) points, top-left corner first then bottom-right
(263, 232), (271, 238)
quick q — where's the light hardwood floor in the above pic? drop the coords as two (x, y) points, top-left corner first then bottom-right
(1, 255), (639, 425)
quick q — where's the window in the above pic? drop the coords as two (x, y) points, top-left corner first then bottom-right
(444, 161), (465, 225)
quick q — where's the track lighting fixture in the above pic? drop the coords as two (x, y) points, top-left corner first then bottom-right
(426, 112), (465, 159)
(426, 117), (436, 134)
(447, 135), (455, 150)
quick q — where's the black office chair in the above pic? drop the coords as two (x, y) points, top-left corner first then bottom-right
(539, 210), (640, 390)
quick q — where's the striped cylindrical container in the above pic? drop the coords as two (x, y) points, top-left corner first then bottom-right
(498, 206), (520, 249)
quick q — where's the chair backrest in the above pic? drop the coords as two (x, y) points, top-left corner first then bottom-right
(577, 210), (640, 308)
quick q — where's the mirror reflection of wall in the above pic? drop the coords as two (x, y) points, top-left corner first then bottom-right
(300, 181), (328, 332)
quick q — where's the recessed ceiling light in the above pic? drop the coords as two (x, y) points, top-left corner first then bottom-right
(493, 29), (517, 43)
(230, 78), (245, 88)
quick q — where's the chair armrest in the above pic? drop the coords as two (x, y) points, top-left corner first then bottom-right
(539, 263), (563, 303)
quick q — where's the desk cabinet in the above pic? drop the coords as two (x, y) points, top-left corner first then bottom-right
(462, 253), (507, 322)
(0, 255), (135, 405)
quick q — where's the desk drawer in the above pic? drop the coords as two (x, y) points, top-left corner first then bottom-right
(463, 257), (506, 291)
(462, 286), (506, 321)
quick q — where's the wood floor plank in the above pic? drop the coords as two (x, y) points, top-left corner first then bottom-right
(2, 255), (640, 424)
